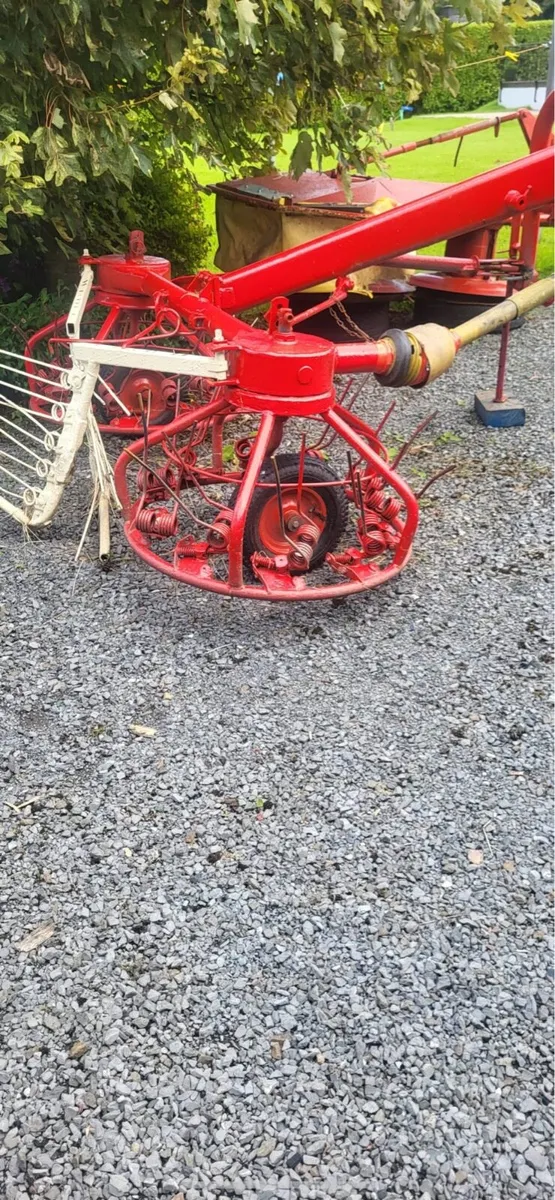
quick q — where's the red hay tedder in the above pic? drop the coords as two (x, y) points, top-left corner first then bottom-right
(208, 101), (554, 339)
(9, 96), (553, 602)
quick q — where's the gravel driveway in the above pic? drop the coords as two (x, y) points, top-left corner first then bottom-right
(0, 309), (553, 1200)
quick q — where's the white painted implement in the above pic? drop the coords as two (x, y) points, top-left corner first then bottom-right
(0, 266), (230, 560)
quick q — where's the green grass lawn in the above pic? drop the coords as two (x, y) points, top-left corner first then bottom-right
(194, 113), (553, 275)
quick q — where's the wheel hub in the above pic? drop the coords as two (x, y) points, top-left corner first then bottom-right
(257, 485), (327, 564)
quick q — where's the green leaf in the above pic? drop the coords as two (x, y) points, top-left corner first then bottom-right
(164, 27), (183, 64)
(206, 0), (221, 23)
(236, 0), (259, 44)
(290, 129), (312, 178)
(329, 21), (347, 64)
(222, 443), (237, 463)
(130, 143), (152, 175)
(45, 151), (86, 187)
(51, 215), (72, 241)
(51, 108), (64, 129)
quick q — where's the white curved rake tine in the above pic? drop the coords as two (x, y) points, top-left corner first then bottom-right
(0, 355), (99, 528)
(0, 426), (49, 462)
(0, 447), (49, 477)
(0, 346), (65, 372)
(0, 358), (68, 392)
(28, 357), (100, 527)
(0, 410), (57, 449)
(0, 387), (67, 422)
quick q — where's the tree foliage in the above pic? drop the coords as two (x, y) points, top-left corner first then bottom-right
(0, 0), (540, 253)
(421, 19), (551, 111)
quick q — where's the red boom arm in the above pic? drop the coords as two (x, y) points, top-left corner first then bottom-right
(202, 147), (553, 313)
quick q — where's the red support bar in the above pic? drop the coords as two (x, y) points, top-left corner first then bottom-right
(382, 253), (480, 276)
(227, 410), (276, 588)
(208, 148), (553, 314)
(334, 339), (396, 375)
(381, 111), (526, 160)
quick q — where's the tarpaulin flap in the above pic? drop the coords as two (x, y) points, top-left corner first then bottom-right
(214, 195), (408, 295)
(214, 197), (282, 273)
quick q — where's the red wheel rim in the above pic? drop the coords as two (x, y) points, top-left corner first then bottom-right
(256, 485), (327, 557)
(114, 369), (170, 421)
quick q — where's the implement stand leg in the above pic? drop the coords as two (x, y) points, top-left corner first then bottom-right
(474, 286), (526, 428)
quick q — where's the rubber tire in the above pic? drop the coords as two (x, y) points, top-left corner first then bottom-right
(242, 453), (349, 570)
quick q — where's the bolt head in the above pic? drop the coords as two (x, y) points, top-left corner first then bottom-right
(297, 365), (313, 385)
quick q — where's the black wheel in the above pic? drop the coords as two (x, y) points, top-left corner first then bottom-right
(413, 288), (525, 332)
(242, 453), (349, 570)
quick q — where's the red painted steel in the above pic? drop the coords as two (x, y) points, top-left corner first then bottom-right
(19, 124), (553, 599)
(199, 149), (553, 313)
(383, 254), (481, 276)
(109, 141), (552, 600)
(114, 399), (420, 601)
(381, 110), (536, 159)
(25, 100), (553, 438)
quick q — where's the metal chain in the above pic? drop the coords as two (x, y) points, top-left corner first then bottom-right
(330, 301), (372, 343)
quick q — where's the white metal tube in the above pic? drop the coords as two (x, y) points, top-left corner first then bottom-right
(72, 340), (229, 379)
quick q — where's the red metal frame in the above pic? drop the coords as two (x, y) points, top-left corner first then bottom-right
(208, 97), (553, 312)
(25, 97), (554, 438)
(380, 109), (539, 160)
(197, 146), (553, 314)
(101, 141), (553, 600)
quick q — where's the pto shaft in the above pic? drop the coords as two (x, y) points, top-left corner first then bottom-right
(452, 276), (555, 346)
(357, 275), (555, 389)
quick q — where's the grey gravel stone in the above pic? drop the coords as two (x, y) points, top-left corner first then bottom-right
(526, 1147), (550, 1172)
(0, 308), (553, 1200)
(107, 1177), (129, 1197)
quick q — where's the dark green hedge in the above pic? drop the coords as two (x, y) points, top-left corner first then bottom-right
(2, 163), (211, 301)
(503, 20), (552, 81)
(421, 20), (552, 113)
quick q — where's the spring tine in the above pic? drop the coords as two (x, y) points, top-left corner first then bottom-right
(0, 384), (66, 421)
(307, 380), (364, 454)
(391, 411), (438, 470)
(0, 446), (45, 474)
(297, 433), (306, 513)
(124, 448), (213, 531)
(96, 375), (131, 416)
(346, 451), (357, 495)
(0, 359), (67, 391)
(356, 469), (368, 536)
(346, 451), (361, 508)
(0, 460), (32, 490)
(338, 376), (355, 405)
(344, 379), (365, 413)
(375, 398), (397, 435)
(271, 454), (287, 541)
(0, 347), (65, 373)
(0, 412), (50, 448)
(137, 394), (149, 497)
(0, 417), (48, 456)
(416, 463), (456, 499)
